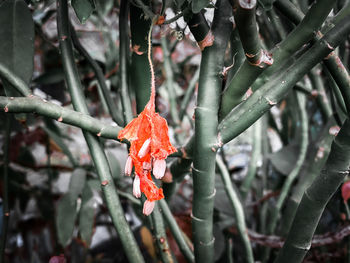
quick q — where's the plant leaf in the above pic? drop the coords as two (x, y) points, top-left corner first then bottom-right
(79, 184), (95, 246)
(71, 0), (96, 24)
(56, 194), (78, 246)
(191, 0), (210, 13)
(0, 0), (34, 88)
(56, 169), (86, 246)
(269, 144), (299, 175)
(69, 168), (87, 202)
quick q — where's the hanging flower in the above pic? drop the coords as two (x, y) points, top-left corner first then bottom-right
(119, 21), (177, 215)
(118, 99), (176, 215)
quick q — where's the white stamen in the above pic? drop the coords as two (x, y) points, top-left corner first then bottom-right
(125, 156), (133, 176)
(153, 159), (166, 179)
(133, 175), (141, 198)
(143, 200), (155, 216)
(138, 138), (151, 158)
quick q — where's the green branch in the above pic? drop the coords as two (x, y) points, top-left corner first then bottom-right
(267, 92), (308, 235)
(216, 155), (254, 263)
(161, 37), (180, 124)
(130, 1), (152, 113)
(240, 119), (262, 199)
(281, 119), (337, 235)
(159, 199), (195, 263)
(275, 118), (350, 263)
(119, 0), (133, 124)
(0, 96), (121, 140)
(191, 0), (232, 261)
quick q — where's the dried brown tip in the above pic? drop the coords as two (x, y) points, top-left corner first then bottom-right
(198, 31), (214, 51)
(132, 45), (144, 55)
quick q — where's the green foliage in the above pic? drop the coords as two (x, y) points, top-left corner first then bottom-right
(0, 0), (34, 86)
(79, 184), (95, 245)
(56, 169), (86, 246)
(71, 0), (96, 24)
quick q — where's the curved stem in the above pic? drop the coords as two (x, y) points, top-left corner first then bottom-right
(216, 155), (254, 263)
(267, 92), (309, 235)
(240, 119), (262, 200)
(159, 199), (195, 263)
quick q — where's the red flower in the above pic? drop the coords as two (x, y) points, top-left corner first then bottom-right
(118, 99), (176, 215)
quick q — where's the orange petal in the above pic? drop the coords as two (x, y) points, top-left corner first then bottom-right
(140, 175), (164, 202)
(149, 113), (177, 159)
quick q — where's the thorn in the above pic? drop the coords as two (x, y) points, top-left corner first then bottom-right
(101, 180), (109, 186)
(57, 116), (63, 122)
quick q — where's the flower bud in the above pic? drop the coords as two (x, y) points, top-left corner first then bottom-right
(153, 159), (166, 179)
(138, 138), (151, 158)
(143, 200), (155, 216)
(125, 156), (133, 176)
(133, 175), (141, 198)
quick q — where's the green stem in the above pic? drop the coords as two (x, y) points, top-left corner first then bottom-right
(225, 28), (245, 88)
(216, 155), (254, 263)
(233, 0), (271, 66)
(186, 10), (210, 44)
(240, 119), (262, 200)
(0, 116), (10, 263)
(280, 119), (337, 235)
(151, 203), (174, 263)
(161, 37), (180, 124)
(191, 1), (232, 261)
(119, 0), (133, 124)
(0, 96), (121, 140)
(56, 1), (144, 262)
(179, 68), (199, 121)
(70, 23), (124, 126)
(0, 62), (31, 97)
(159, 199), (195, 263)
(309, 67), (332, 121)
(265, 92), (308, 260)
(323, 54), (350, 115)
(130, 1), (152, 113)
(274, 118), (350, 263)
(273, 0), (304, 25)
(226, 238), (234, 263)
(323, 66), (348, 115)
